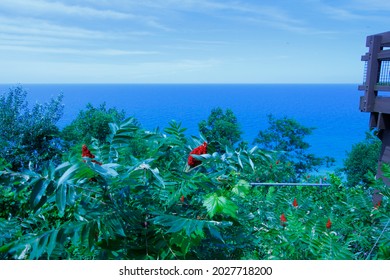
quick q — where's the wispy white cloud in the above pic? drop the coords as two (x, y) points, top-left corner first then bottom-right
(308, 0), (390, 22)
(0, 17), (110, 40)
(0, 0), (132, 20)
(151, 0), (338, 35)
(320, 5), (368, 21)
(0, 16), (151, 43)
(0, 45), (159, 56)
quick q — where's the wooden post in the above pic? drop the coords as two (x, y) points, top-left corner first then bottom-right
(361, 35), (381, 112)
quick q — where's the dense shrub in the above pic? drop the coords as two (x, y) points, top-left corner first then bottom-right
(199, 107), (242, 152)
(62, 103), (127, 145)
(0, 86), (64, 170)
(343, 131), (381, 187)
(253, 114), (328, 181)
(0, 118), (388, 260)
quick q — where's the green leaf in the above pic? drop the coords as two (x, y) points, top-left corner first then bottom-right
(56, 182), (67, 216)
(29, 178), (49, 209)
(57, 163), (79, 186)
(206, 223), (224, 242)
(381, 163), (390, 179)
(46, 230), (58, 258)
(89, 162), (119, 177)
(237, 152), (243, 169)
(150, 168), (165, 188)
(109, 122), (119, 135)
(203, 193), (238, 218)
(232, 179), (250, 198)
(167, 218), (188, 233)
(152, 215), (208, 237)
(248, 156), (255, 171)
(30, 233), (49, 259)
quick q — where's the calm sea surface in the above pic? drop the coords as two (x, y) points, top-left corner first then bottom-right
(0, 84), (369, 168)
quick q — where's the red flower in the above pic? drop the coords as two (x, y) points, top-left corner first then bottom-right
(82, 145), (102, 165)
(180, 195), (185, 203)
(280, 213), (287, 226)
(326, 218), (332, 229)
(374, 201), (381, 209)
(188, 142), (207, 167)
(293, 198), (298, 208)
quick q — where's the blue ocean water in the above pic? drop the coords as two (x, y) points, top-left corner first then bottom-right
(0, 84), (369, 168)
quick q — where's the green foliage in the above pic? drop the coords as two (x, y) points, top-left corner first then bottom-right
(0, 116), (388, 260)
(343, 131), (381, 187)
(0, 86), (64, 171)
(62, 103), (126, 145)
(198, 107), (242, 152)
(253, 114), (327, 181)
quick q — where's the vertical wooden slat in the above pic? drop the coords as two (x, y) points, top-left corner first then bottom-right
(362, 35), (382, 112)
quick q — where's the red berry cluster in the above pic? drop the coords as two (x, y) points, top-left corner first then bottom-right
(82, 145), (102, 165)
(188, 142), (207, 167)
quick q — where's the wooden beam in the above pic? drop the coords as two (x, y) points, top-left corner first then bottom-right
(361, 53), (370, 61)
(362, 35), (382, 112)
(373, 31), (390, 45)
(369, 112), (379, 128)
(374, 97), (390, 113)
(375, 85), (390, 91)
(358, 85), (366, 91)
(378, 49), (390, 60)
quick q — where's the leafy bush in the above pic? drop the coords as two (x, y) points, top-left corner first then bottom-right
(0, 86), (64, 170)
(62, 103), (127, 145)
(199, 107), (242, 152)
(0, 118), (388, 260)
(343, 131), (381, 187)
(253, 114), (328, 181)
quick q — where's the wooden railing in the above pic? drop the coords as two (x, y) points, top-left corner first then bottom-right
(359, 31), (390, 128)
(359, 31), (390, 203)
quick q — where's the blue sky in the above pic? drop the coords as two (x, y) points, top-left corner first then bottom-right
(0, 0), (389, 83)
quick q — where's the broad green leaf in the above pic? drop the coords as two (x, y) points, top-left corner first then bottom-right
(237, 152), (243, 169)
(203, 193), (238, 218)
(206, 223), (224, 242)
(248, 156), (255, 170)
(30, 234), (49, 259)
(90, 163), (119, 177)
(249, 145), (258, 154)
(29, 178), (49, 209)
(57, 164), (79, 186)
(46, 230), (58, 258)
(56, 183), (67, 216)
(167, 218), (188, 233)
(67, 184), (77, 206)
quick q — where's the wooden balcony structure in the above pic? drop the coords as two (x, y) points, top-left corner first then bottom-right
(359, 31), (390, 203)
